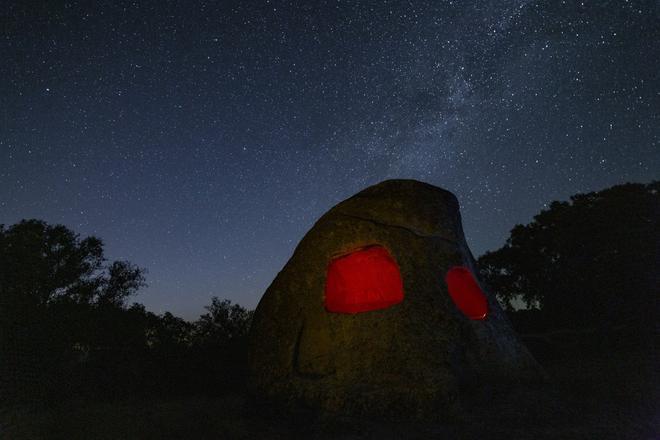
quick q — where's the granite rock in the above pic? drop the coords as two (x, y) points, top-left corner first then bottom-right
(248, 179), (541, 420)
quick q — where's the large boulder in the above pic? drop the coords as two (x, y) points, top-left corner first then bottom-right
(248, 179), (541, 420)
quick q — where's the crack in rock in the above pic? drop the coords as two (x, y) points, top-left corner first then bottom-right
(337, 212), (459, 245)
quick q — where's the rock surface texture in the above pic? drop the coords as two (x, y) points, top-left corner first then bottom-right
(248, 179), (541, 420)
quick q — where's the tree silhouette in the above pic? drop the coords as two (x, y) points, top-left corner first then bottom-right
(478, 181), (659, 334)
(0, 219), (257, 404)
(0, 220), (145, 402)
(190, 297), (254, 393)
(195, 297), (254, 346)
(0, 219), (144, 308)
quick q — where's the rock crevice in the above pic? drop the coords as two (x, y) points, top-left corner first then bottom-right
(336, 212), (460, 244)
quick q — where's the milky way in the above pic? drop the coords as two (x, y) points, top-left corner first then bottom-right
(2, 1), (658, 318)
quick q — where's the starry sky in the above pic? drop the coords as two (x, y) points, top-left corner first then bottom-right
(2, 1), (658, 319)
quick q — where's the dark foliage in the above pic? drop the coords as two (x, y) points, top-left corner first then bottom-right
(1, 184), (657, 438)
(478, 181), (659, 337)
(0, 220), (253, 405)
(2, 180), (657, 427)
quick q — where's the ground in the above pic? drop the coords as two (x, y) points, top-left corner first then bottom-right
(1, 346), (657, 439)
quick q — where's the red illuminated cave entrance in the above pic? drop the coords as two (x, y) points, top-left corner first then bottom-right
(445, 266), (488, 320)
(324, 245), (404, 314)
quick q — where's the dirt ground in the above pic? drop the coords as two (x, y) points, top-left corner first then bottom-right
(1, 346), (657, 439)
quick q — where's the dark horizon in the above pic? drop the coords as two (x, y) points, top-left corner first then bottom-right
(1, 177), (655, 320)
(2, 1), (658, 319)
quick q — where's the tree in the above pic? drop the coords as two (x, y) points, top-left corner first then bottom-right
(0, 220), (144, 309)
(190, 298), (254, 393)
(478, 181), (659, 332)
(0, 219), (258, 402)
(146, 311), (194, 349)
(0, 220), (145, 402)
(194, 297), (254, 346)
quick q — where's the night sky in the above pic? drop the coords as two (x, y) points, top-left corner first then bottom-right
(2, 1), (658, 319)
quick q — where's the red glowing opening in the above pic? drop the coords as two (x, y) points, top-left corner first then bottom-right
(324, 246), (404, 314)
(445, 266), (488, 320)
